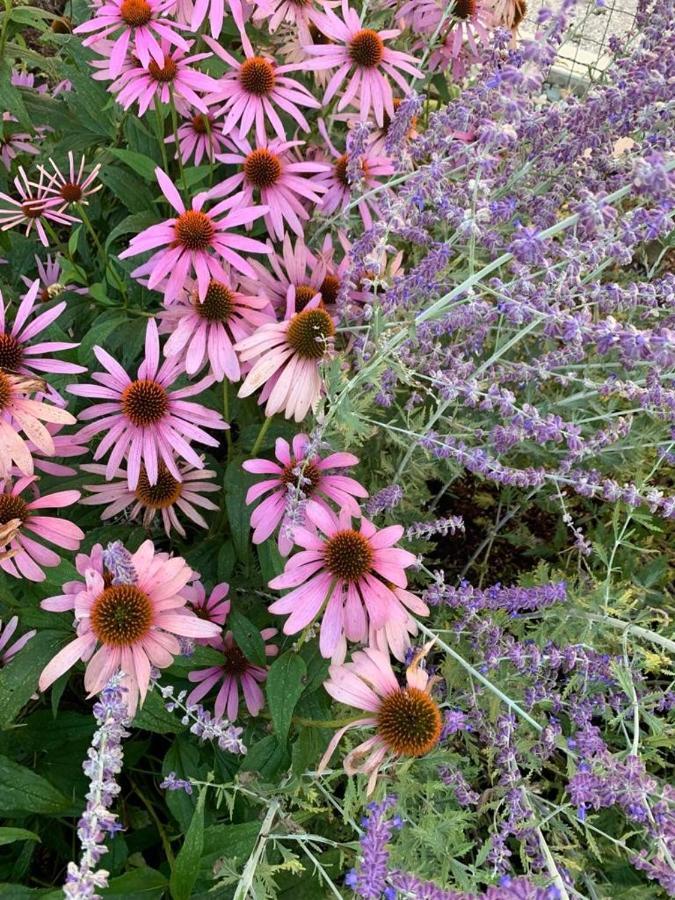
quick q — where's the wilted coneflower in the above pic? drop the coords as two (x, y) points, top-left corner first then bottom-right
(119, 167), (269, 303)
(318, 645), (442, 793)
(187, 620), (279, 719)
(203, 34), (321, 144)
(0, 475), (83, 581)
(243, 433), (367, 554)
(0, 166), (78, 247)
(74, 0), (190, 79)
(68, 318), (227, 490)
(212, 136), (330, 241)
(37, 152), (102, 207)
(268, 500), (418, 660)
(108, 41), (219, 116)
(158, 275), (273, 382)
(300, 0), (422, 126)
(81, 459), (220, 537)
(39, 540), (220, 713)
(236, 288), (335, 422)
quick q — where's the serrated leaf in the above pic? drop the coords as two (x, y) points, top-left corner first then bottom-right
(109, 148), (158, 180)
(169, 788), (206, 900)
(265, 652), (307, 744)
(228, 609), (266, 667)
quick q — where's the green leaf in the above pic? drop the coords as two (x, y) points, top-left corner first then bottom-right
(109, 148), (159, 180)
(224, 460), (256, 560)
(201, 821), (260, 872)
(77, 310), (129, 367)
(0, 630), (70, 729)
(0, 62), (30, 129)
(132, 690), (182, 734)
(101, 867), (168, 898)
(0, 755), (69, 815)
(257, 539), (284, 583)
(238, 734), (289, 778)
(229, 609), (266, 667)
(217, 540), (236, 582)
(265, 652), (307, 744)
(0, 827), (40, 847)
(105, 211), (158, 251)
(170, 788), (206, 900)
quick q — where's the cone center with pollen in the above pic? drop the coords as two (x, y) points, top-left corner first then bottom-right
(334, 155), (350, 188)
(0, 493), (28, 525)
(377, 687), (442, 756)
(60, 182), (83, 203)
(240, 57), (275, 96)
(0, 333), (23, 373)
(286, 308), (335, 360)
(0, 372), (12, 410)
(195, 280), (235, 322)
(174, 209), (214, 251)
(90, 585), (153, 646)
(319, 274), (340, 306)
(21, 201), (43, 219)
(192, 114), (211, 134)
(281, 458), (321, 495)
(120, 0), (153, 26)
(222, 642), (249, 675)
(121, 379), (169, 427)
(452, 0), (475, 19)
(349, 29), (385, 68)
(244, 148), (282, 189)
(294, 284), (319, 312)
(149, 56), (177, 82)
(135, 465), (182, 509)
(324, 529), (373, 581)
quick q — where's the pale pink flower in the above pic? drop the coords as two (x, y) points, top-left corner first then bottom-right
(203, 34), (321, 144)
(0, 278), (86, 380)
(0, 372), (77, 479)
(167, 112), (228, 166)
(29, 423), (87, 478)
(119, 167), (269, 303)
(0, 616), (36, 666)
(20, 255), (87, 302)
(187, 622), (278, 719)
(318, 646), (442, 793)
(183, 580), (231, 633)
(158, 275), (273, 382)
(68, 318), (227, 490)
(243, 433), (367, 554)
(268, 500), (420, 660)
(314, 120), (394, 228)
(253, 0), (336, 44)
(39, 540), (220, 713)
(109, 42), (219, 116)
(239, 233), (335, 313)
(1, 114), (39, 170)
(301, 0), (422, 125)
(37, 152), (102, 207)
(0, 475), (83, 581)
(236, 290), (335, 422)
(0, 166), (78, 247)
(75, 0), (190, 79)
(426, 0), (492, 76)
(81, 459), (220, 537)
(369, 586), (427, 662)
(396, 0), (442, 34)
(212, 136), (329, 241)
(177, 0), (249, 37)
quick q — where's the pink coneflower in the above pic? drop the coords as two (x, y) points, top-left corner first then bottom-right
(38, 540), (220, 713)
(0, 372), (77, 478)
(203, 34), (320, 144)
(314, 121), (394, 228)
(178, 0), (248, 37)
(109, 42), (219, 116)
(81, 458), (220, 537)
(68, 318), (227, 490)
(267, 500), (418, 660)
(37, 152), (102, 207)
(1, 114), (39, 170)
(236, 290), (335, 422)
(11, 70), (49, 92)
(212, 136), (329, 241)
(158, 275), (273, 382)
(253, 0), (335, 43)
(427, 0), (492, 76)
(119, 168), (269, 303)
(29, 423), (87, 477)
(301, 0), (421, 125)
(396, 0), (442, 34)
(0, 616), (36, 666)
(317, 646), (441, 793)
(187, 623), (278, 719)
(74, 0), (190, 79)
(0, 166), (78, 247)
(183, 580), (231, 633)
(21, 254), (87, 302)
(242, 433), (367, 554)
(239, 234), (335, 314)
(0, 475), (83, 581)
(167, 111), (228, 165)
(370, 586), (428, 662)
(0, 279), (86, 380)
